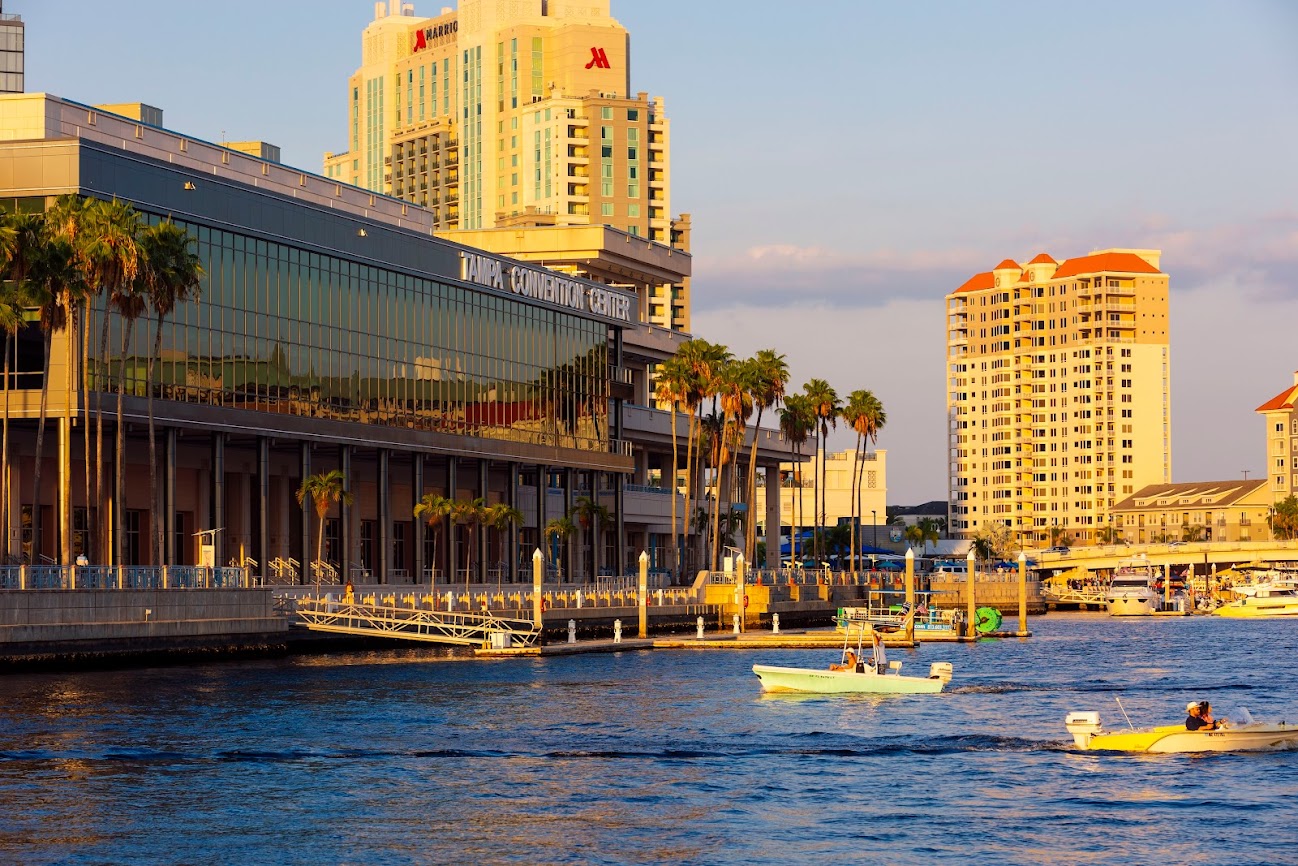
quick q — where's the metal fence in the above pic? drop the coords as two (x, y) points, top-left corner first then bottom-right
(0, 565), (250, 590)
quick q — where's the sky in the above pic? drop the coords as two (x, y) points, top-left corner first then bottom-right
(16, 1), (1298, 504)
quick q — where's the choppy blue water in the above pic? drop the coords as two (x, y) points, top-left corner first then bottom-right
(3, 614), (1298, 865)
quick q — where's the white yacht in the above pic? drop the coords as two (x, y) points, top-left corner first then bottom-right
(1105, 559), (1162, 616)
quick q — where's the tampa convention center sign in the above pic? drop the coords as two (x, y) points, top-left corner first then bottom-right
(459, 252), (633, 324)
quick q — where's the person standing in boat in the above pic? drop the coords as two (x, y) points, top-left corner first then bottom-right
(1185, 701), (1219, 731)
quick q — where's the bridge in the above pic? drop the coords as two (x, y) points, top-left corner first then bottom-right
(1031, 539), (1298, 574)
(290, 596), (541, 648)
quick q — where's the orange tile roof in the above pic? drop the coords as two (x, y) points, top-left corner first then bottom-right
(1027, 253), (1057, 264)
(954, 271), (994, 294)
(993, 258), (1020, 270)
(1256, 385), (1298, 413)
(1053, 252), (1161, 279)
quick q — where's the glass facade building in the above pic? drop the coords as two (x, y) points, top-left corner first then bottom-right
(95, 222), (612, 454)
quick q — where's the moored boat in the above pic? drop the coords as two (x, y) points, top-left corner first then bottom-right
(1106, 557), (1172, 616)
(1213, 580), (1298, 618)
(1065, 710), (1298, 753)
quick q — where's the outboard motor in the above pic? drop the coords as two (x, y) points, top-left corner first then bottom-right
(1065, 711), (1102, 748)
(928, 662), (953, 684)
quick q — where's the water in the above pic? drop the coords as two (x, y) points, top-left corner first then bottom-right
(3, 614), (1298, 865)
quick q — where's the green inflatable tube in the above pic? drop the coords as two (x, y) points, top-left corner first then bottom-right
(975, 606), (1002, 633)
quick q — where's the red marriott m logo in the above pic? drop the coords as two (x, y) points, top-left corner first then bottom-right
(584, 47), (610, 69)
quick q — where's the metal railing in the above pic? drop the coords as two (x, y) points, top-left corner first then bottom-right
(0, 565), (250, 590)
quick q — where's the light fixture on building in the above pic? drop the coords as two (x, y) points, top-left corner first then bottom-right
(183, 181), (197, 190)
(357, 228), (368, 237)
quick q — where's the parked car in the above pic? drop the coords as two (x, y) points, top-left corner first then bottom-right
(1046, 546), (1071, 555)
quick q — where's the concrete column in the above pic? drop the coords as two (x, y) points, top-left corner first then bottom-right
(339, 445), (351, 578)
(905, 547), (915, 644)
(563, 469), (573, 582)
(477, 458), (488, 584)
(299, 442), (311, 584)
(532, 547), (544, 625)
(1017, 551), (1028, 635)
(164, 427), (177, 566)
(765, 464), (781, 572)
(536, 463), (548, 546)
(412, 453), (425, 584)
(378, 448), (389, 584)
(210, 432), (225, 568)
(638, 549), (649, 638)
(447, 457), (458, 585)
(507, 462), (518, 583)
(257, 437), (270, 581)
(616, 472), (625, 578)
(58, 415), (72, 565)
(965, 549), (977, 639)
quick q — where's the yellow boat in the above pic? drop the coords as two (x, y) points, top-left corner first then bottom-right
(1066, 711), (1298, 753)
(1213, 581), (1298, 618)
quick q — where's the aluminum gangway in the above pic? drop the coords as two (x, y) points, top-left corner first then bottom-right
(290, 595), (541, 648)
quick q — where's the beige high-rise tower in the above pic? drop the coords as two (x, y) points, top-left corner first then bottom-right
(325, 0), (689, 330)
(945, 250), (1171, 547)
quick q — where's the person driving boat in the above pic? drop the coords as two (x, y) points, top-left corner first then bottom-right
(1185, 701), (1220, 731)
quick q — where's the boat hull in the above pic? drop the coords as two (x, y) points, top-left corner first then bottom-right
(1214, 601), (1298, 618)
(751, 664), (945, 695)
(1081, 724), (1298, 753)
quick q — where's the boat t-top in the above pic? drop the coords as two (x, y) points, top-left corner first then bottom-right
(752, 623), (953, 695)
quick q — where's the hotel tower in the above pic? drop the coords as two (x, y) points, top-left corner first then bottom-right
(325, 0), (689, 330)
(945, 250), (1171, 547)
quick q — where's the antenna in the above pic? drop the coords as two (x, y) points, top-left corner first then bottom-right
(1115, 696), (1135, 731)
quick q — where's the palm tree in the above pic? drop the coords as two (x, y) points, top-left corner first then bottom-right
(295, 469), (352, 589)
(0, 257), (25, 561)
(20, 218), (73, 565)
(676, 339), (729, 574)
(715, 359), (753, 571)
(1268, 495), (1298, 541)
(45, 195), (97, 563)
(112, 241), (149, 567)
(79, 198), (142, 562)
(778, 393), (814, 567)
(483, 502), (523, 588)
(543, 516), (575, 582)
(413, 492), (454, 584)
(802, 378), (840, 564)
(843, 389), (887, 577)
(653, 355), (689, 579)
(451, 497), (489, 596)
(744, 349), (788, 563)
(139, 220), (203, 565)
(569, 494), (611, 581)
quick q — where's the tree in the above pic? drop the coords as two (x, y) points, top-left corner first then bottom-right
(676, 339), (729, 574)
(972, 522), (1014, 562)
(544, 516), (575, 582)
(295, 470), (352, 589)
(802, 378), (840, 564)
(1049, 526), (1072, 548)
(0, 270), (24, 561)
(451, 497), (489, 596)
(778, 393), (814, 567)
(78, 198), (142, 562)
(653, 355), (689, 580)
(112, 227), (149, 568)
(743, 350), (788, 563)
(45, 195), (97, 563)
(1269, 495), (1298, 541)
(139, 220), (203, 566)
(483, 502), (523, 586)
(569, 494), (611, 581)
(1181, 524), (1205, 543)
(843, 389), (886, 577)
(413, 492), (454, 583)
(714, 359), (753, 571)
